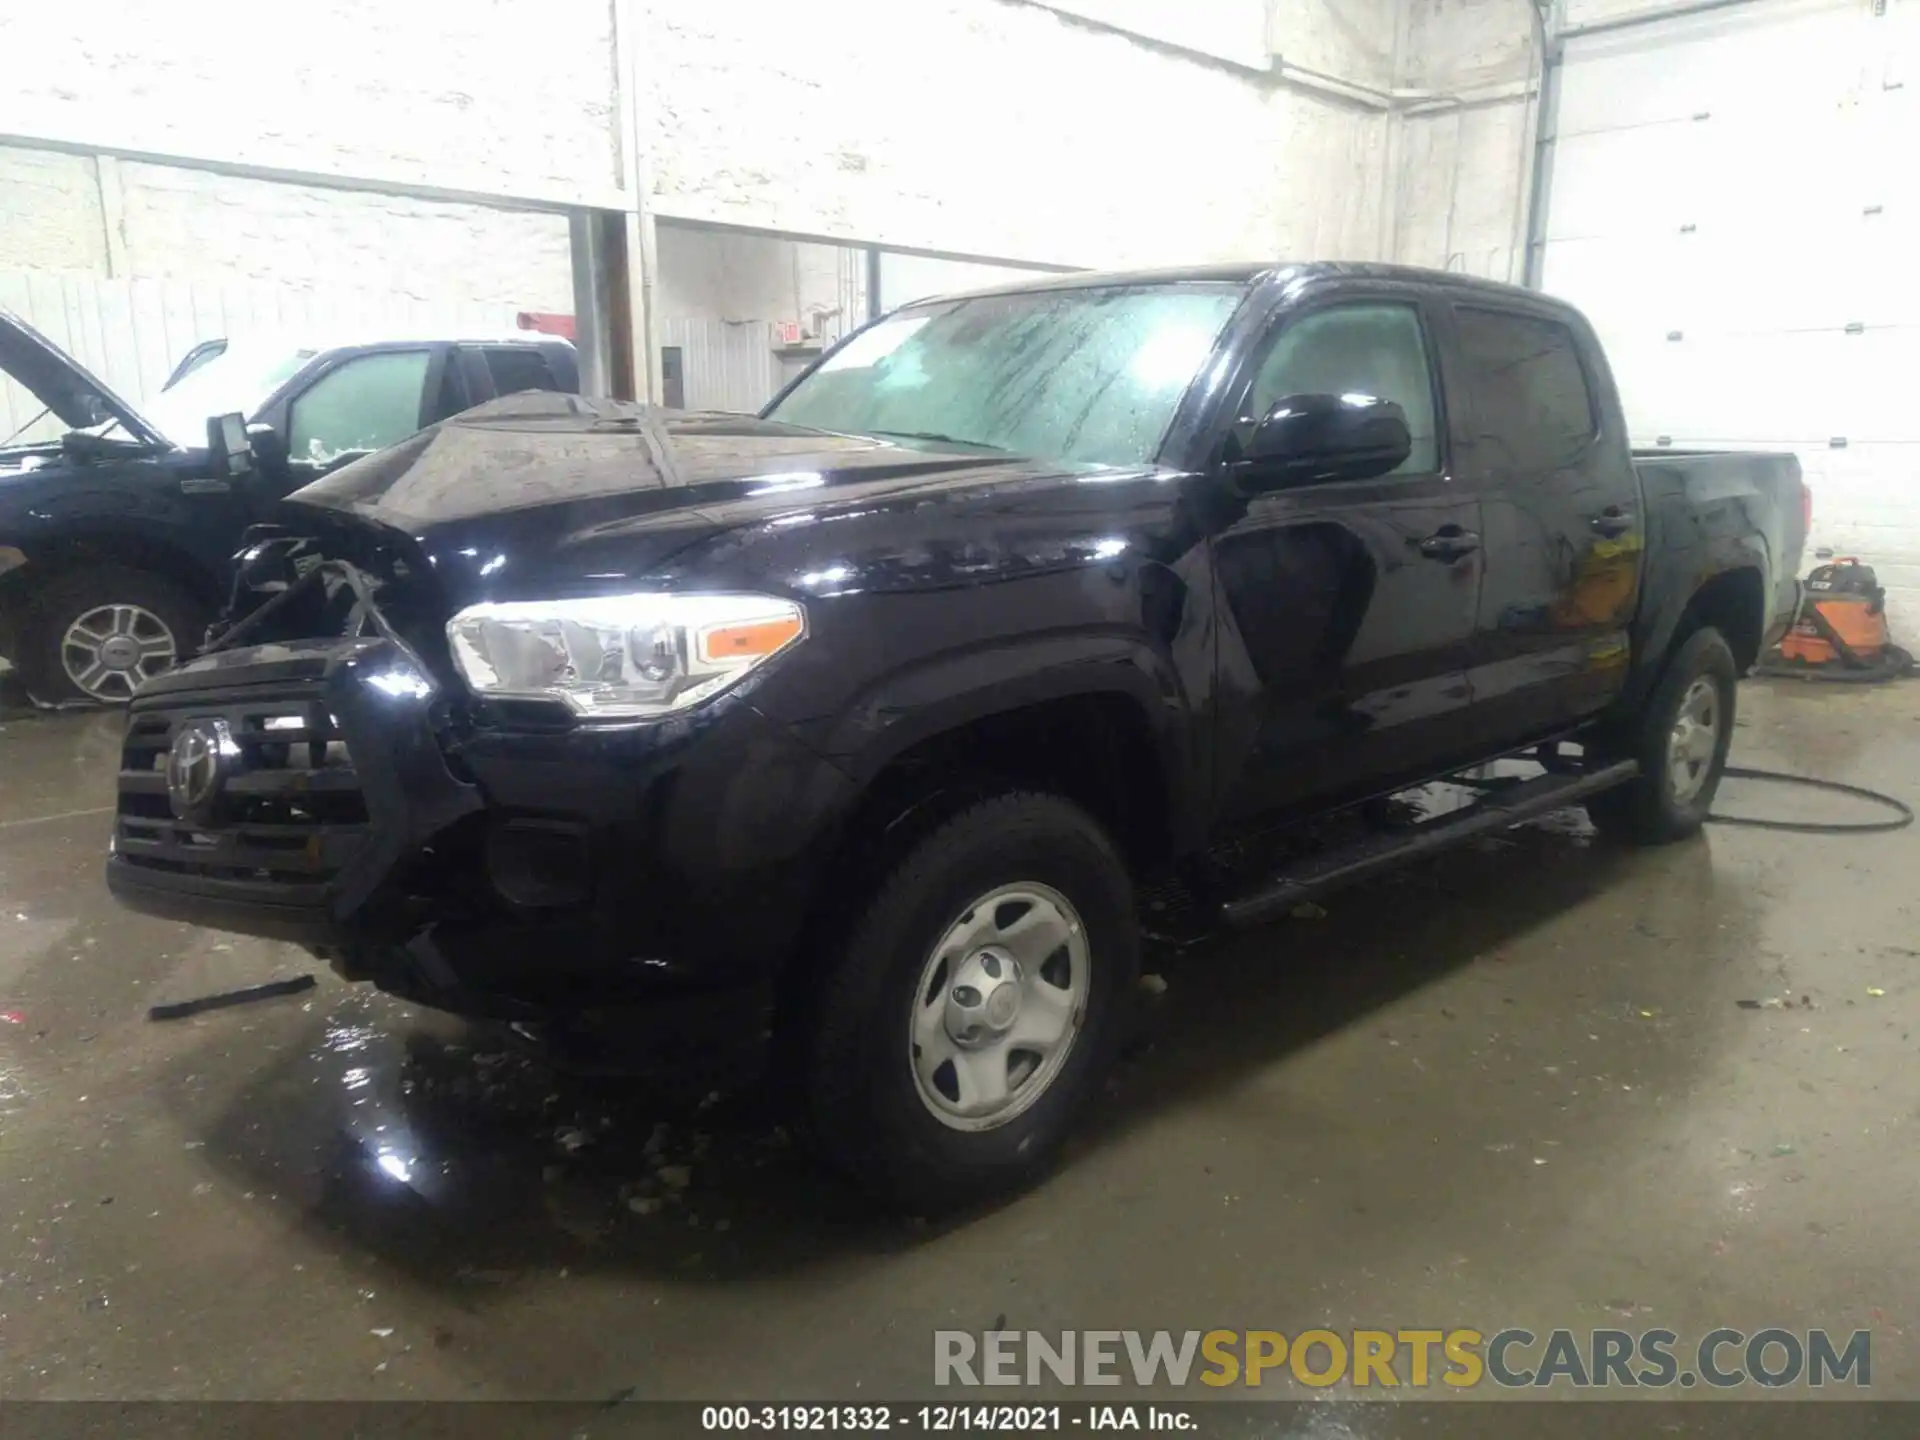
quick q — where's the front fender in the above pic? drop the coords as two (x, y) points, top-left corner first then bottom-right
(790, 629), (1208, 853)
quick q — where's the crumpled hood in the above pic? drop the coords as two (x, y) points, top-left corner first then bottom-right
(284, 393), (1114, 603)
(0, 310), (168, 447)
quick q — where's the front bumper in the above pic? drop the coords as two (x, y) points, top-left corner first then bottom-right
(106, 636), (855, 1021)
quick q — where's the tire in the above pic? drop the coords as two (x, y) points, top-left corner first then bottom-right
(801, 792), (1138, 1211)
(1585, 624), (1738, 844)
(20, 566), (208, 707)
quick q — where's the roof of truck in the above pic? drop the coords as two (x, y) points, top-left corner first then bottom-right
(908, 261), (1542, 306)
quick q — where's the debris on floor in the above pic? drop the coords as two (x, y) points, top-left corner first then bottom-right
(146, 974), (316, 1021)
(656, 1165), (692, 1191)
(1290, 901), (1329, 920)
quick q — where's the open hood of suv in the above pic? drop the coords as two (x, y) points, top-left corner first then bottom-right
(1, 310), (168, 448)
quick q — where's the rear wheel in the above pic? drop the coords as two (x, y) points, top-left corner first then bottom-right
(801, 792), (1137, 1210)
(21, 567), (207, 706)
(1585, 625), (1737, 843)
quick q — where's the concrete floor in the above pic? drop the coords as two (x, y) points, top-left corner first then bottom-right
(2, 677), (1917, 1415)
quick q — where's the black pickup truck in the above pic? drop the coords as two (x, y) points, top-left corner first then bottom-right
(0, 315), (577, 704)
(103, 264), (1806, 1206)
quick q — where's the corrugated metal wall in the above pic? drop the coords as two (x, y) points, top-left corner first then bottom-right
(660, 317), (782, 415)
(1, 271), (519, 444)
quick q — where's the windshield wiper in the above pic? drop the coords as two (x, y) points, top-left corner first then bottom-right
(868, 428), (1006, 451)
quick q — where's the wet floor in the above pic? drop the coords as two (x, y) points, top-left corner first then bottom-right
(1, 677), (1917, 1410)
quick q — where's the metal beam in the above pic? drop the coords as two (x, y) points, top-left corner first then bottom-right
(0, 130), (621, 216)
(1559, 0), (1776, 41)
(865, 248), (884, 322)
(1522, 46), (1564, 290)
(569, 212), (618, 399)
(652, 212), (1084, 276)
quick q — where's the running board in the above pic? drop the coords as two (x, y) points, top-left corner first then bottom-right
(1218, 759), (1640, 931)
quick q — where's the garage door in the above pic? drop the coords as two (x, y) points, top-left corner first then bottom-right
(1539, 0), (1920, 627)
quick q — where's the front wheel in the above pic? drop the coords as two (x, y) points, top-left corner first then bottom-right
(1585, 624), (1738, 844)
(21, 567), (207, 706)
(800, 792), (1138, 1210)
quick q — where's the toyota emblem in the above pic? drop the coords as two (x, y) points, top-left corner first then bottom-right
(166, 719), (233, 823)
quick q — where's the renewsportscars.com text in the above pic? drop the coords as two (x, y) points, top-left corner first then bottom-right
(934, 1328), (1871, 1390)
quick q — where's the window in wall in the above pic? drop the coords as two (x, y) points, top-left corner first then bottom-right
(288, 351), (432, 466)
(661, 347), (686, 410)
(1453, 307), (1596, 471)
(1246, 303), (1439, 476)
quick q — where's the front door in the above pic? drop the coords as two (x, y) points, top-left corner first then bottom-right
(1211, 294), (1484, 822)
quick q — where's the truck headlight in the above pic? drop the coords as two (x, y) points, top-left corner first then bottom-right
(446, 593), (805, 719)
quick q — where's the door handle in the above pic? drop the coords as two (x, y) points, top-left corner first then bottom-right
(1415, 526), (1481, 561)
(1591, 507), (1635, 537)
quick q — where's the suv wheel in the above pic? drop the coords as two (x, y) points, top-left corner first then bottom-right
(802, 792), (1137, 1210)
(23, 567), (207, 706)
(1586, 624), (1738, 843)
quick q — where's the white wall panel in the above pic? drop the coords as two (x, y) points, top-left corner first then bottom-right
(660, 318), (782, 415)
(1543, 0), (1920, 628)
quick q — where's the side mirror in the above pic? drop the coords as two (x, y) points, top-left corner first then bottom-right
(205, 412), (253, 478)
(246, 422), (288, 474)
(1233, 393), (1413, 490)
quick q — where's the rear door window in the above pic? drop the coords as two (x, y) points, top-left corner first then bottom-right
(1452, 307), (1596, 471)
(484, 347), (557, 396)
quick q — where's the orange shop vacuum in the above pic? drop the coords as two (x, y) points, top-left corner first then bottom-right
(1760, 558), (1914, 682)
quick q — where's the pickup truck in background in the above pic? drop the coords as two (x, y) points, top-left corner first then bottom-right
(102, 263), (1806, 1207)
(0, 317), (578, 704)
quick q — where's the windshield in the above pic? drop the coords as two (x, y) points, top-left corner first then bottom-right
(766, 283), (1244, 467)
(143, 344), (315, 448)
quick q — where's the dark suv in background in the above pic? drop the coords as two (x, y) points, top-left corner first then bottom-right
(0, 316), (577, 704)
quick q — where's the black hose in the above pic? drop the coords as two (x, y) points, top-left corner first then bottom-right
(1708, 766), (1914, 834)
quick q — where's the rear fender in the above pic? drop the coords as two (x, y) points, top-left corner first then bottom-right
(1617, 534), (1769, 716)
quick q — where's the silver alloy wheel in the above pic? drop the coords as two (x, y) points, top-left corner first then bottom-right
(908, 882), (1090, 1132)
(60, 604), (178, 701)
(1667, 675), (1721, 805)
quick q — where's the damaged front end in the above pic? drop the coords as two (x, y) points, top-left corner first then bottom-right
(107, 512), (501, 1007)
(105, 509), (830, 1068)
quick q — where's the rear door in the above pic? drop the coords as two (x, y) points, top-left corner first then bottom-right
(1447, 302), (1642, 736)
(1209, 286), (1485, 822)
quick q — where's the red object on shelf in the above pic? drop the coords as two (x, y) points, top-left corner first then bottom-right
(516, 312), (578, 342)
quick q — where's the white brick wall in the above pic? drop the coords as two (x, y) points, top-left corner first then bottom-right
(5, 0), (1393, 334)
(1045, 0), (1274, 68)
(1271, 0), (1405, 91)
(0, 0), (622, 206)
(0, 144), (573, 310)
(0, 148), (110, 272)
(643, 0), (1385, 268)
